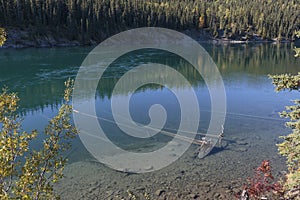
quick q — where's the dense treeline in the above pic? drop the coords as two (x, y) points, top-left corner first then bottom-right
(0, 0), (299, 43)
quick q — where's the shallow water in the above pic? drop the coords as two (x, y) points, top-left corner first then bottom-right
(0, 43), (299, 199)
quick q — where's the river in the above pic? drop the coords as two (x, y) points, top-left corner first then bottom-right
(0, 43), (299, 199)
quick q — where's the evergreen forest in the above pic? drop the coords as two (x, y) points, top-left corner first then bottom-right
(0, 0), (299, 43)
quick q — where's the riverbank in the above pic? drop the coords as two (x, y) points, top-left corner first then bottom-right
(0, 28), (90, 48)
(0, 28), (294, 49)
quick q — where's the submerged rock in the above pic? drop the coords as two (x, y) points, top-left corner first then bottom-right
(155, 189), (166, 196)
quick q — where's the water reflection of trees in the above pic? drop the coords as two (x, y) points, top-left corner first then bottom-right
(208, 43), (299, 75)
(0, 43), (299, 114)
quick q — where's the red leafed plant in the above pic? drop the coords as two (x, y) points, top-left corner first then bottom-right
(236, 160), (284, 200)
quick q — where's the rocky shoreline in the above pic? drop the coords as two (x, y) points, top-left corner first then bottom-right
(0, 28), (294, 49)
(55, 123), (287, 200)
(0, 28), (84, 48)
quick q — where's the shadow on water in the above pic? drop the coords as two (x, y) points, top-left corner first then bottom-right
(207, 146), (225, 156)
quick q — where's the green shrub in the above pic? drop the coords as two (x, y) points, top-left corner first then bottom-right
(269, 30), (300, 199)
(0, 79), (78, 199)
